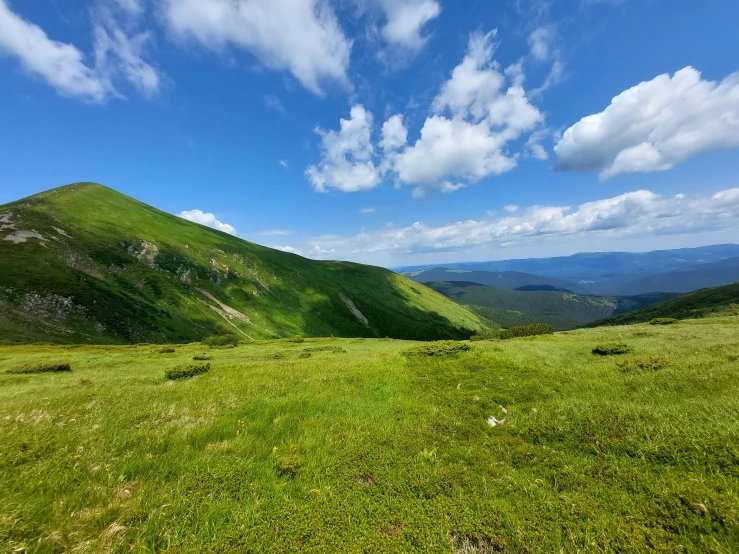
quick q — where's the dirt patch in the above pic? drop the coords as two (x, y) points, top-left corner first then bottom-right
(450, 530), (506, 553)
(127, 239), (159, 267)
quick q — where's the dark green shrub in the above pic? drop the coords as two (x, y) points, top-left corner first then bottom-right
(159, 347), (176, 354)
(592, 343), (631, 356)
(7, 362), (71, 374)
(403, 341), (471, 357)
(299, 352), (312, 359)
(165, 363), (210, 380)
(650, 318), (679, 325)
(288, 335), (305, 343)
(203, 334), (240, 348)
(192, 354), (212, 361)
(498, 324), (554, 340)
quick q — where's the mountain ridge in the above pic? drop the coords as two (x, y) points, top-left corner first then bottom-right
(0, 183), (485, 344)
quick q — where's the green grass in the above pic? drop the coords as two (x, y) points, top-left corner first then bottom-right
(590, 282), (739, 327)
(0, 183), (485, 344)
(426, 281), (669, 330)
(1, 317), (738, 552)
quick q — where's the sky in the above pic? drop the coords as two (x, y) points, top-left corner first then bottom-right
(1, 0), (739, 268)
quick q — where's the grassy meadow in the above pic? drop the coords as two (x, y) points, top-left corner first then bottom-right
(1, 317), (738, 553)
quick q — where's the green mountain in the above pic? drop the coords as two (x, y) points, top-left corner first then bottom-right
(426, 281), (669, 330)
(0, 183), (485, 344)
(588, 282), (739, 326)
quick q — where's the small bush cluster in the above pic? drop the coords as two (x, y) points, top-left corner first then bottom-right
(299, 352), (312, 359)
(472, 324), (553, 341)
(303, 346), (346, 353)
(650, 318), (679, 325)
(617, 356), (669, 372)
(165, 363), (210, 380)
(7, 362), (71, 374)
(403, 341), (471, 357)
(287, 336), (305, 343)
(192, 354), (212, 361)
(159, 347), (176, 354)
(203, 334), (240, 348)
(592, 343), (631, 356)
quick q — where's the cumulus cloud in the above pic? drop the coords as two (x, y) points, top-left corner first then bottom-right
(0, 0), (112, 101)
(305, 187), (739, 259)
(379, 114), (408, 151)
(304, 31), (547, 197)
(162, 0), (351, 95)
(179, 209), (237, 235)
(555, 67), (739, 180)
(274, 245), (303, 255)
(391, 31), (544, 196)
(0, 0), (161, 101)
(377, 0), (440, 53)
(305, 105), (382, 193)
(528, 26), (554, 61)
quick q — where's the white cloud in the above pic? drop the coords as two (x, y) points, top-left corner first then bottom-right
(93, 25), (161, 97)
(274, 245), (303, 255)
(0, 0), (112, 101)
(392, 31), (544, 196)
(379, 114), (408, 151)
(304, 31), (547, 197)
(555, 67), (739, 180)
(528, 26), (554, 61)
(179, 209), (237, 235)
(265, 94), (285, 113)
(504, 205), (519, 213)
(377, 0), (440, 52)
(162, 0), (351, 95)
(305, 104), (382, 193)
(279, 159), (288, 168)
(0, 0), (161, 101)
(360, 206), (377, 213)
(305, 187), (739, 260)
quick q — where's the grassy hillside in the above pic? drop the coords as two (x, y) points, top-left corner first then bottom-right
(426, 281), (668, 330)
(0, 183), (484, 343)
(590, 282), (739, 326)
(1, 317), (738, 552)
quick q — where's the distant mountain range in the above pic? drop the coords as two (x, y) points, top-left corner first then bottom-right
(425, 281), (671, 330)
(402, 246), (739, 296)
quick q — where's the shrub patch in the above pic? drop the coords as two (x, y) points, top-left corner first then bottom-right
(592, 343), (631, 356)
(165, 363), (210, 380)
(403, 341), (471, 357)
(650, 318), (679, 325)
(7, 362), (71, 374)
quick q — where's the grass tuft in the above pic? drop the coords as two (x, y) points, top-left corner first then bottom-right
(302, 346), (346, 353)
(617, 356), (669, 372)
(164, 363), (210, 380)
(192, 354), (212, 361)
(158, 347), (176, 354)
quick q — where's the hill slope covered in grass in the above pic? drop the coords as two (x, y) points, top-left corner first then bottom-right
(589, 282), (739, 327)
(1, 317), (738, 552)
(0, 183), (485, 343)
(426, 281), (669, 330)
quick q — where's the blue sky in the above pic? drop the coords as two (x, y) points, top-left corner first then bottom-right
(1, 0), (739, 267)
